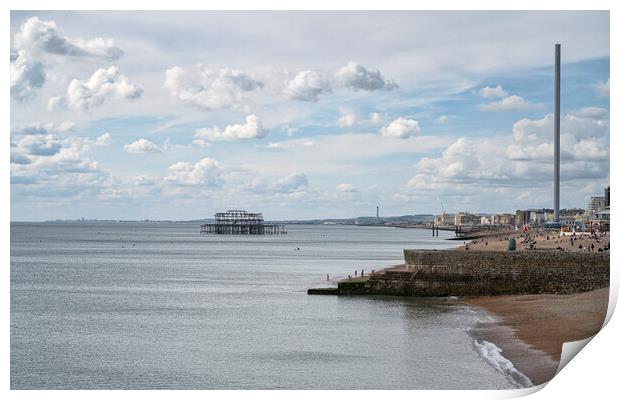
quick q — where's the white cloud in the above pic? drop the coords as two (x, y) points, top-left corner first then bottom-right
(47, 95), (67, 112)
(164, 157), (223, 186)
(124, 139), (161, 154)
(436, 115), (449, 125)
(336, 183), (357, 192)
(508, 107), (609, 162)
(334, 62), (398, 91)
(164, 65), (263, 110)
(193, 115), (268, 144)
(260, 139), (315, 150)
(380, 117), (421, 138)
(10, 132), (107, 192)
(594, 78), (609, 97)
(369, 112), (382, 125)
(94, 133), (112, 147)
(337, 112), (357, 127)
(478, 85), (508, 98)
(478, 95), (533, 112)
(49, 66), (143, 111)
(283, 70), (331, 102)
(14, 17), (123, 60)
(16, 134), (62, 156)
(406, 106), (610, 195)
(10, 51), (46, 101)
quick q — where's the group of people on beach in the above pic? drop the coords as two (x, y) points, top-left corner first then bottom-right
(518, 231), (610, 252)
(327, 268), (374, 281)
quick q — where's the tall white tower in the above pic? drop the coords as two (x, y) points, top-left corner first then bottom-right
(554, 43), (561, 222)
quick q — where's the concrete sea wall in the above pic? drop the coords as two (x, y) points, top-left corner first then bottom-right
(318, 250), (609, 297)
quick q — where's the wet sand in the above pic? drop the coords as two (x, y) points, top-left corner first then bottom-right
(464, 287), (609, 386)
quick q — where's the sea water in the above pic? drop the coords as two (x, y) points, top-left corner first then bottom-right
(10, 222), (518, 389)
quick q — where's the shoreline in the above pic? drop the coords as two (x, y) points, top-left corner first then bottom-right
(322, 231), (609, 387)
(462, 287), (609, 386)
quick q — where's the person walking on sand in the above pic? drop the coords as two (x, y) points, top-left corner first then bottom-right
(355, 270), (357, 277)
(326, 274), (329, 281)
(361, 269), (364, 277)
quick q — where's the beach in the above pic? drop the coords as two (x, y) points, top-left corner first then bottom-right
(464, 288), (609, 385)
(458, 230), (610, 385)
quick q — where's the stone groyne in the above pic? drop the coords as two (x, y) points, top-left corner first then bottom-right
(308, 250), (610, 297)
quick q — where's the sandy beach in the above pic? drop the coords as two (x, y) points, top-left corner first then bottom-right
(464, 287), (609, 386)
(457, 232), (609, 385)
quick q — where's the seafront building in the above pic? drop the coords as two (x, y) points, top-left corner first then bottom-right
(588, 209), (610, 231)
(432, 186), (610, 231)
(587, 196), (606, 214)
(434, 213), (455, 226)
(454, 212), (479, 226)
(480, 216), (492, 225)
(585, 186), (611, 231)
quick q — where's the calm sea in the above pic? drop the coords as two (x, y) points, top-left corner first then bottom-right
(11, 222), (522, 389)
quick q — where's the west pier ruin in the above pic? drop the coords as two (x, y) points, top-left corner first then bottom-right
(200, 210), (286, 235)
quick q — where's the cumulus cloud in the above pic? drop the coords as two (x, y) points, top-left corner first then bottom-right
(406, 106), (610, 194)
(478, 95), (533, 112)
(16, 134), (62, 156)
(164, 157), (223, 186)
(14, 17), (123, 60)
(49, 66), (142, 111)
(193, 115), (268, 145)
(337, 112), (357, 127)
(335, 62), (398, 91)
(283, 70), (331, 102)
(477, 85), (536, 112)
(124, 139), (161, 154)
(508, 107), (609, 162)
(380, 117), (421, 138)
(594, 78), (610, 97)
(10, 132), (106, 191)
(94, 133), (112, 147)
(164, 65), (263, 110)
(478, 85), (508, 98)
(10, 51), (46, 101)
(336, 183), (356, 192)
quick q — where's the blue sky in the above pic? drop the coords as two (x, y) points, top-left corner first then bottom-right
(10, 11), (610, 221)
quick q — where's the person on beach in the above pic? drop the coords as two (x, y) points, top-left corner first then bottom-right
(355, 270), (357, 277)
(326, 274), (329, 281)
(361, 269), (364, 277)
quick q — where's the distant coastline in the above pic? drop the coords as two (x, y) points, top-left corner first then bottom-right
(16, 214), (438, 225)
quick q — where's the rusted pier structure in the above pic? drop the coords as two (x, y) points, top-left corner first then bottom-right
(200, 210), (286, 235)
